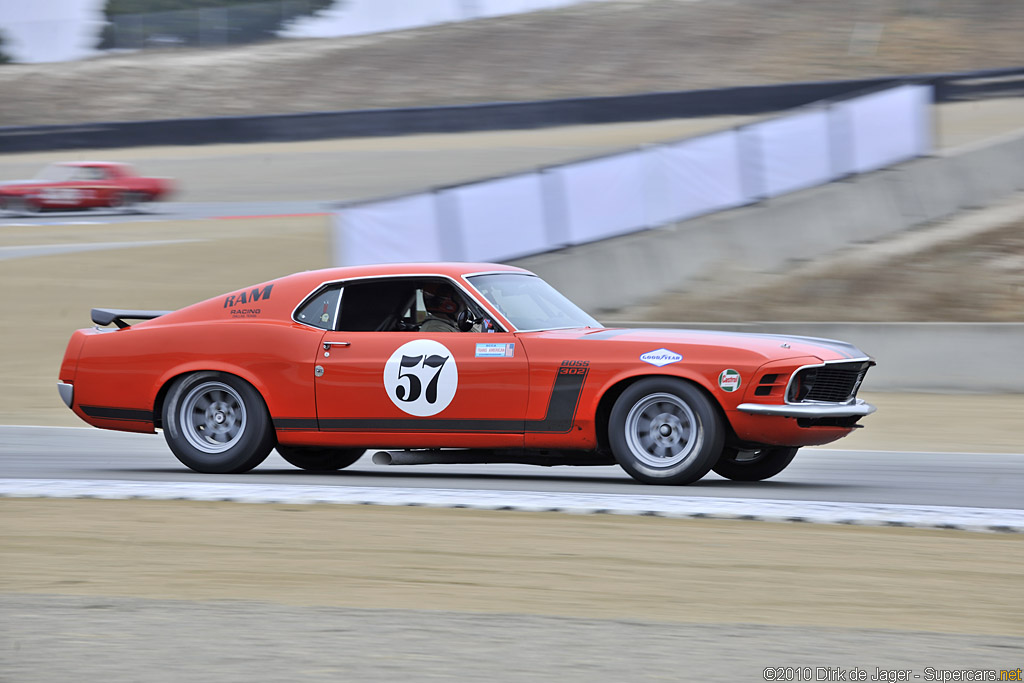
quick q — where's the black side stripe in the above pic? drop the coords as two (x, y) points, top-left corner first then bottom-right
(274, 418), (319, 431)
(80, 405), (154, 422)
(274, 368), (588, 434)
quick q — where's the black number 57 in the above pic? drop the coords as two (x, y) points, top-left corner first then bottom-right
(395, 354), (449, 403)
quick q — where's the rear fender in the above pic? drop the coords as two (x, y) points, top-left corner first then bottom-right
(153, 362), (272, 422)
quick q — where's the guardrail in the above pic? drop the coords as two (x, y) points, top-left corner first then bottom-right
(1, 66), (1021, 153)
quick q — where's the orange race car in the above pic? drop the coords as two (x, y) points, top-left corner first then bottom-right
(57, 263), (875, 485)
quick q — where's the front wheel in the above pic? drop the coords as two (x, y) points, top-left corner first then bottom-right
(113, 191), (147, 211)
(162, 371), (275, 474)
(608, 378), (723, 485)
(276, 445), (364, 471)
(712, 446), (799, 481)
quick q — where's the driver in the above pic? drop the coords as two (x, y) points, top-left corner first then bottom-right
(420, 282), (462, 333)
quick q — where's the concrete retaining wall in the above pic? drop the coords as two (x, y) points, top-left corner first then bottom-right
(604, 322), (1024, 393)
(513, 131), (1024, 314)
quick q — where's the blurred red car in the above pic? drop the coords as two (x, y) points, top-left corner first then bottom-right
(0, 161), (172, 213)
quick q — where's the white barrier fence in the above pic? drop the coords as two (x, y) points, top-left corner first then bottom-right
(333, 84), (933, 267)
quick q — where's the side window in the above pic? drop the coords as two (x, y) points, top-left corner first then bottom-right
(295, 286), (342, 330)
(337, 280), (417, 332)
(297, 278), (506, 333)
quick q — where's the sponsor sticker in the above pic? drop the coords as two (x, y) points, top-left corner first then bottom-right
(640, 348), (683, 367)
(383, 339), (458, 416)
(223, 284), (273, 309)
(718, 369), (741, 392)
(229, 308), (261, 318)
(475, 343), (515, 358)
(559, 359), (589, 376)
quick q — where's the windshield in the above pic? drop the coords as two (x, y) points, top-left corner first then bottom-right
(34, 164), (78, 182)
(467, 273), (601, 331)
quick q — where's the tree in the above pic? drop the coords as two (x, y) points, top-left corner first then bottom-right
(99, 0), (338, 50)
(0, 29), (13, 65)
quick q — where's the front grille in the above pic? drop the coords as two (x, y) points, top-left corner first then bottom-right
(789, 361), (871, 404)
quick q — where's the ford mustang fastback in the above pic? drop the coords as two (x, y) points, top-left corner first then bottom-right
(57, 263), (875, 485)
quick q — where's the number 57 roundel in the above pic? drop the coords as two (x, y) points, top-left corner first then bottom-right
(383, 339), (458, 416)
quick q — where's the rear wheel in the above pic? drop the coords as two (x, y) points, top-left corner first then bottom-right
(712, 446), (799, 481)
(608, 378), (723, 485)
(162, 372), (274, 474)
(9, 197), (41, 214)
(276, 446), (364, 471)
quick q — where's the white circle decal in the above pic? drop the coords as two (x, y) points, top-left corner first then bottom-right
(383, 340), (459, 416)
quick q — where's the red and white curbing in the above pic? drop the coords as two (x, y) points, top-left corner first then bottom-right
(1, 479), (1021, 533)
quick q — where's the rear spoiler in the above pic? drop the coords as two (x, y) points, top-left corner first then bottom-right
(91, 308), (173, 329)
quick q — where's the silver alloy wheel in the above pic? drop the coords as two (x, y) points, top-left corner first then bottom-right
(623, 392), (701, 468)
(179, 380), (247, 454)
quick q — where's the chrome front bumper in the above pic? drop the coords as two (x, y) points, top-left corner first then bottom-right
(57, 381), (73, 408)
(737, 399), (876, 419)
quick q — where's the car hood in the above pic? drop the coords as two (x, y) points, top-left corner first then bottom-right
(526, 327), (869, 363)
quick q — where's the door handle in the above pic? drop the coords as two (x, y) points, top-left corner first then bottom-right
(323, 340), (350, 350)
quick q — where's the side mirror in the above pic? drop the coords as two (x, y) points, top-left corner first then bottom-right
(456, 309), (479, 332)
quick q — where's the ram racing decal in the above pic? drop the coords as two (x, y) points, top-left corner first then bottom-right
(274, 362), (589, 434)
(223, 284), (273, 309)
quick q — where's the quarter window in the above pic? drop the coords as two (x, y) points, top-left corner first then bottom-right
(295, 286), (341, 330)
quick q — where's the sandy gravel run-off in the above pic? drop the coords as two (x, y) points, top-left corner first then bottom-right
(1, 499), (1022, 680)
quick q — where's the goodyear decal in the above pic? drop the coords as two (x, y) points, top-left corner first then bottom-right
(640, 348), (682, 367)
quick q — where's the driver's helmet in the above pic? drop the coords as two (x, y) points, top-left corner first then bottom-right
(422, 282), (460, 319)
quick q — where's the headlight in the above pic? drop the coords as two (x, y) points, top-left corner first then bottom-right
(788, 368), (817, 402)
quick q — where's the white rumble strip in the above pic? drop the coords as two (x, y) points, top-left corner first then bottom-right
(1, 479), (1021, 533)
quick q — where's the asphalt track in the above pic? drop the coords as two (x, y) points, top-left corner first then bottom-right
(0, 200), (331, 228)
(3, 426), (1022, 530)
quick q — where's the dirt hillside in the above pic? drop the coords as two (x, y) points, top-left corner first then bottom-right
(2, 0), (1023, 126)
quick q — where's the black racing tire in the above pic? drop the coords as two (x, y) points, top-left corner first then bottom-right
(162, 371), (275, 474)
(113, 191), (147, 210)
(608, 378), (724, 485)
(276, 445), (365, 471)
(712, 446), (799, 482)
(9, 197), (41, 214)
